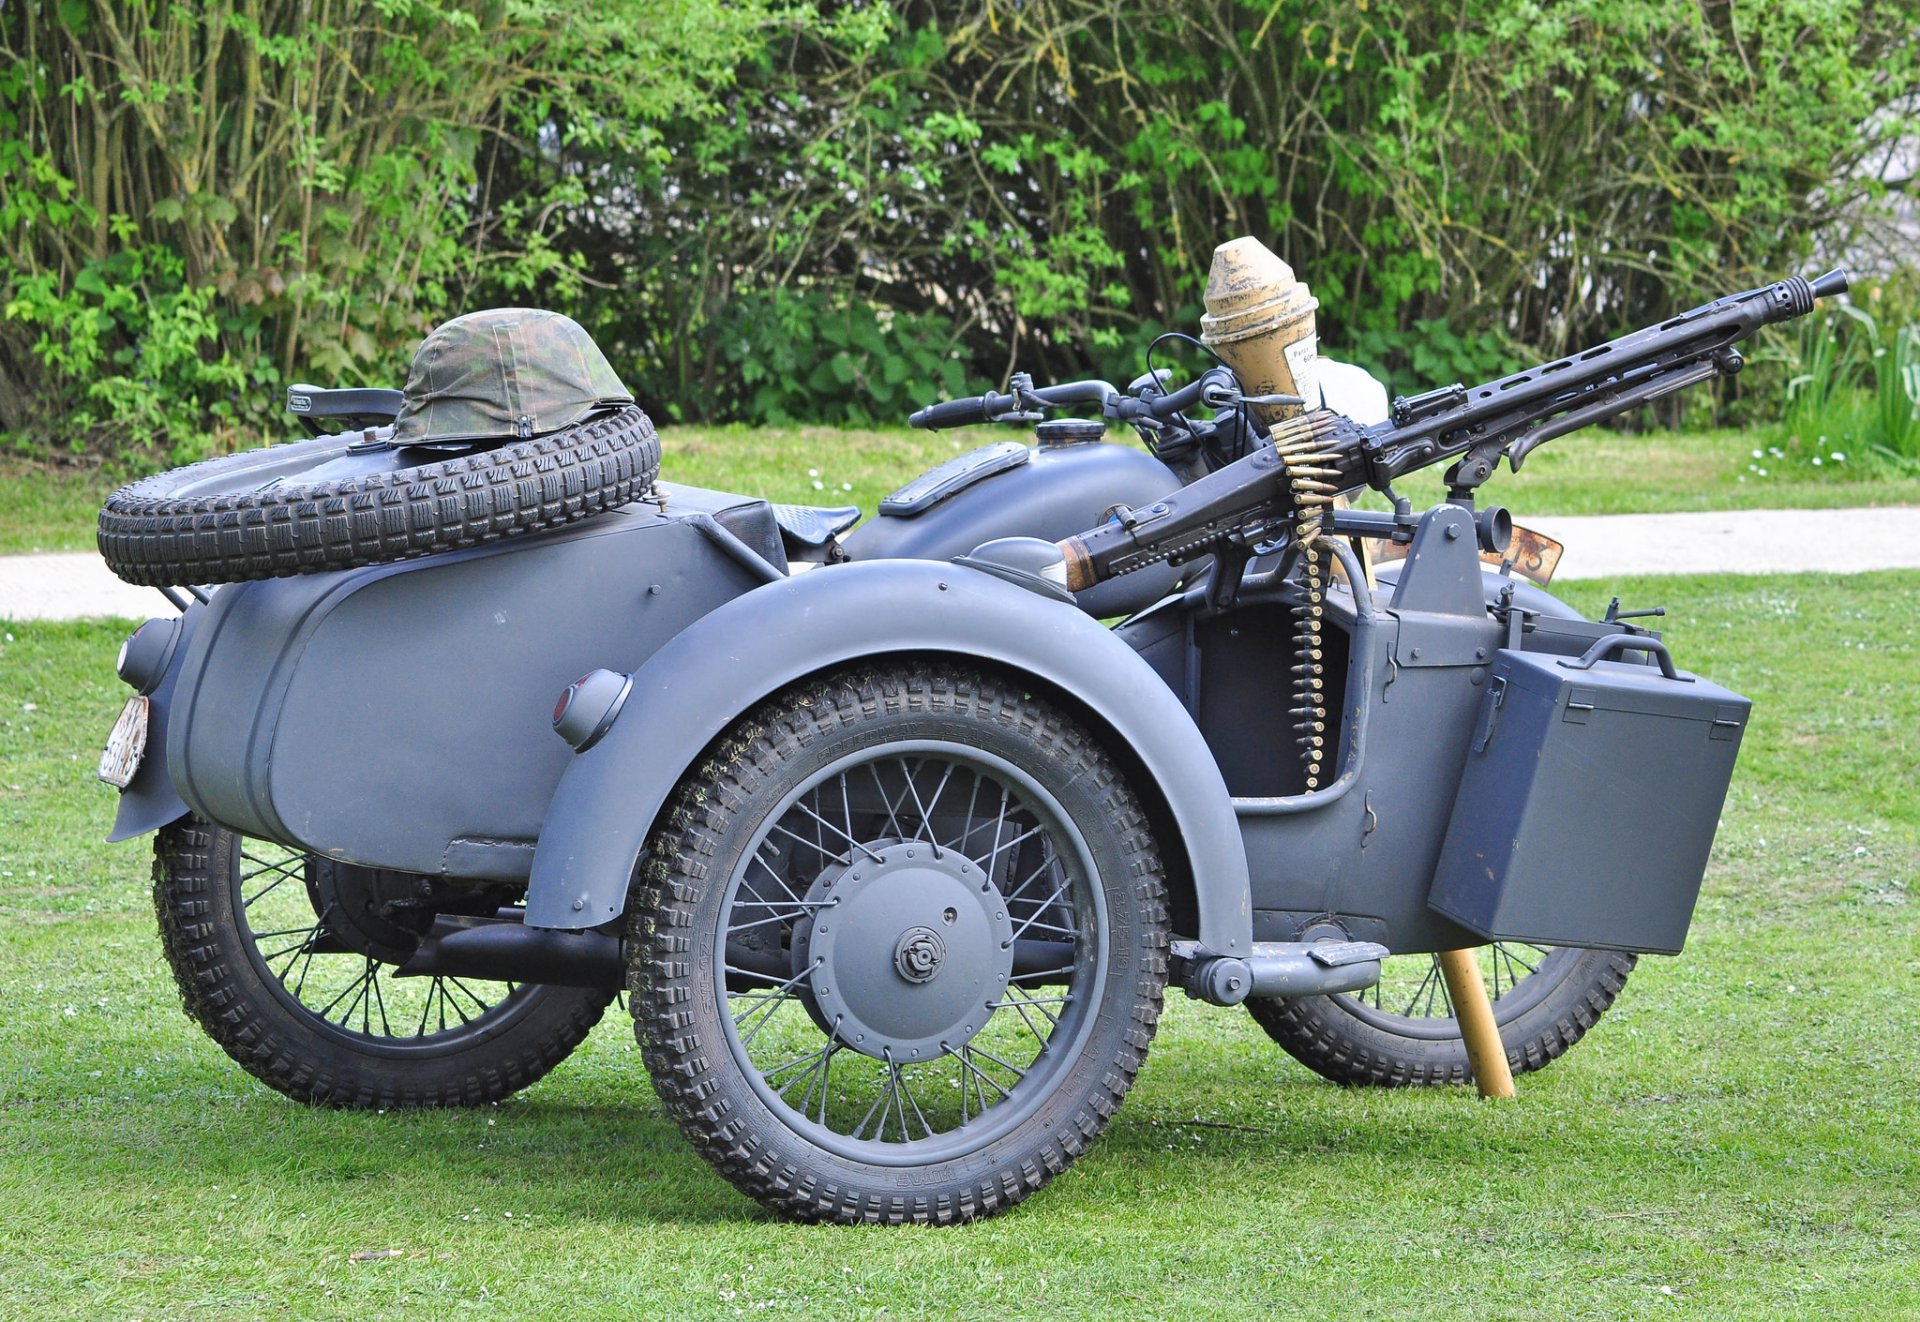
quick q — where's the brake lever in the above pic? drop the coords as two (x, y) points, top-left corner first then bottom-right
(1199, 381), (1305, 411)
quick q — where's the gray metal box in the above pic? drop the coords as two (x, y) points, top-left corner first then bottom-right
(1428, 637), (1749, 954)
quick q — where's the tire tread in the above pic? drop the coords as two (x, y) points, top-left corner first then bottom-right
(100, 407), (660, 586)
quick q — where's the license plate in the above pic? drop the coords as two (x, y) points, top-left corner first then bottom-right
(98, 695), (149, 789)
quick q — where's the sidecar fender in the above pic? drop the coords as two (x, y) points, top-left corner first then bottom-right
(106, 602), (202, 842)
(524, 558), (1253, 953)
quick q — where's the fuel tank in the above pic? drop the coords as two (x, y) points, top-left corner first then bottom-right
(841, 437), (1187, 617)
(164, 485), (780, 881)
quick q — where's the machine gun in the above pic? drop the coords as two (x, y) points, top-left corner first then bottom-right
(1056, 269), (1848, 595)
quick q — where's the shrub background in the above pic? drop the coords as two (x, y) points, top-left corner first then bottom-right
(1, 0), (1914, 464)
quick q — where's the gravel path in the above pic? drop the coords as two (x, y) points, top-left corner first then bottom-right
(5, 505), (1919, 621)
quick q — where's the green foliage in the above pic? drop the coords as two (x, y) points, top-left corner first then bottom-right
(4, 246), (269, 463)
(1347, 318), (1520, 393)
(507, 0), (1914, 425)
(710, 291), (969, 427)
(2, 0), (1915, 448)
(1874, 324), (1920, 463)
(0, 0), (771, 462)
(1769, 296), (1920, 476)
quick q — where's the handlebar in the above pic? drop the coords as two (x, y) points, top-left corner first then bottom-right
(909, 369), (1226, 431)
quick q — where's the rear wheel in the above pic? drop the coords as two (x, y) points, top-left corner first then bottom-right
(1248, 943), (1636, 1087)
(153, 817), (612, 1107)
(630, 666), (1169, 1224)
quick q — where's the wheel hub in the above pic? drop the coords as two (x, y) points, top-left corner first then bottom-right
(793, 842), (1014, 1062)
(894, 927), (947, 983)
(306, 858), (434, 964)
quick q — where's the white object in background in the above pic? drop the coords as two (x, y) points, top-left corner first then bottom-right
(1317, 357), (1390, 425)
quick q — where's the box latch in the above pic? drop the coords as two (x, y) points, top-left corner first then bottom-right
(1709, 704), (1745, 742)
(1472, 674), (1508, 751)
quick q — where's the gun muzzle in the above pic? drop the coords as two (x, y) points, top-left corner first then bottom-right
(1200, 237), (1320, 429)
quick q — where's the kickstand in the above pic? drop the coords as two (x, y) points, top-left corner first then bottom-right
(1436, 948), (1517, 1098)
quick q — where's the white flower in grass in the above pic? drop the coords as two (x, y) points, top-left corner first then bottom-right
(1831, 451), (1846, 462)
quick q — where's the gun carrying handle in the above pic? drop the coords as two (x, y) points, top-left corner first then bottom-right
(1559, 633), (1687, 681)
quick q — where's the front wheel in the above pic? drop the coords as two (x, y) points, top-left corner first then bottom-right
(1248, 942), (1636, 1087)
(630, 666), (1170, 1224)
(153, 817), (613, 1107)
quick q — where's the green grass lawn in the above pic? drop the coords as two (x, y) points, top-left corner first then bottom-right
(5, 421), (1917, 556)
(2, 571), (1914, 1318)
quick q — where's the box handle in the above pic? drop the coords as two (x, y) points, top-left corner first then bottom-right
(1557, 633), (1690, 682)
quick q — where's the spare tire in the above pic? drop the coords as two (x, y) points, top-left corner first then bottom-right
(98, 406), (660, 586)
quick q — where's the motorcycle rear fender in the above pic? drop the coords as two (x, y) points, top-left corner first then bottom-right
(523, 558), (1254, 954)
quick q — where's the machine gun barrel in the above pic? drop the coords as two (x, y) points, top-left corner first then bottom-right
(1054, 269), (1845, 593)
(1358, 268), (1849, 490)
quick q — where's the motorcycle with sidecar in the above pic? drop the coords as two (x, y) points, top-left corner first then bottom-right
(96, 244), (1846, 1224)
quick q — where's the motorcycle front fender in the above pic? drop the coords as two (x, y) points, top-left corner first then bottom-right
(523, 558), (1254, 955)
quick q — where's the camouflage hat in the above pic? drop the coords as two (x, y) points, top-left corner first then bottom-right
(391, 308), (633, 445)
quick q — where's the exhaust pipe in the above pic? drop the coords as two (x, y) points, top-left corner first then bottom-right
(396, 915), (624, 990)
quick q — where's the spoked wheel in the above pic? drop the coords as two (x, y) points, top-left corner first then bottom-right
(1248, 941), (1636, 1087)
(153, 817), (612, 1107)
(631, 666), (1169, 1224)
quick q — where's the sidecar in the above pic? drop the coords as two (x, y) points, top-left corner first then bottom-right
(105, 442), (1743, 1225)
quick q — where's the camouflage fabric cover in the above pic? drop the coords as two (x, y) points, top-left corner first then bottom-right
(392, 308), (634, 445)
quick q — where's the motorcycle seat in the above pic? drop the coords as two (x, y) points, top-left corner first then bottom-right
(772, 503), (862, 549)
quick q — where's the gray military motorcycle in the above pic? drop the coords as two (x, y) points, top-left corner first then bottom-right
(96, 245), (1846, 1224)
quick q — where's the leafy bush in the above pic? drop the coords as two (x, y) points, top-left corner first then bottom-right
(4, 245), (271, 464)
(708, 291), (970, 428)
(1765, 295), (1920, 477)
(0, 0), (770, 464)
(3, 1), (1915, 454)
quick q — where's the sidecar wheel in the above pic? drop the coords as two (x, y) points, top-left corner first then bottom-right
(1247, 944), (1636, 1087)
(629, 665), (1169, 1225)
(99, 405), (659, 586)
(153, 817), (613, 1108)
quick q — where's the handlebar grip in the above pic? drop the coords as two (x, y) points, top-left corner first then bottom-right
(1808, 267), (1850, 300)
(910, 395), (994, 430)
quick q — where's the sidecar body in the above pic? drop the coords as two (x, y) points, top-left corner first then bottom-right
(114, 447), (1743, 976)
